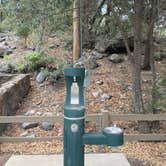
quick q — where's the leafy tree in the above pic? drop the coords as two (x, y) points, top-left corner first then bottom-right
(3, 0), (73, 50)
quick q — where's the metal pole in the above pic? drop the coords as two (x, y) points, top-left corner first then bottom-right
(64, 68), (85, 166)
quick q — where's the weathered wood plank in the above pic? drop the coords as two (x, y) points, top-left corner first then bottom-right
(0, 114), (165, 124)
(124, 134), (166, 141)
(109, 114), (166, 121)
(0, 114), (101, 123)
(0, 116), (64, 123)
(0, 136), (63, 143)
(0, 134), (165, 143)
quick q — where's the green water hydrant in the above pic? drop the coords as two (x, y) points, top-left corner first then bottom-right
(64, 67), (123, 166)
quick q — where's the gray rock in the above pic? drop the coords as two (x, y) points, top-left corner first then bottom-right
(0, 64), (12, 73)
(92, 91), (99, 98)
(159, 89), (166, 96)
(27, 46), (35, 51)
(6, 49), (13, 55)
(0, 37), (6, 42)
(88, 57), (99, 69)
(101, 93), (112, 101)
(26, 134), (36, 138)
(0, 46), (6, 57)
(10, 45), (17, 50)
(20, 131), (28, 137)
(0, 46), (13, 57)
(42, 122), (54, 131)
(95, 41), (108, 53)
(49, 43), (60, 49)
(22, 122), (38, 129)
(96, 80), (104, 85)
(43, 112), (53, 116)
(0, 33), (6, 39)
(4, 42), (8, 46)
(36, 111), (42, 116)
(109, 54), (124, 63)
(24, 110), (36, 116)
(91, 51), (104, 59)
(49, 33), (56, 38)
(36, 71), (47, 83)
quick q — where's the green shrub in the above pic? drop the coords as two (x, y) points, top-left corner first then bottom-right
(24, 51), (56, 71)
(4, 55), (12, 63)
(25, 51), (45, 71)
(16, 63), (27, 73)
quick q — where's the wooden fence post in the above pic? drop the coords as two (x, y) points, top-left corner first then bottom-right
(101, 110), (110, 128)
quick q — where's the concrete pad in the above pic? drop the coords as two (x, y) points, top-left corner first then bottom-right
(5, 153), (130, 166)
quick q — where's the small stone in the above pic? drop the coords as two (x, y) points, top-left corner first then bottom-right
(6, 49), (13, 55)
(96, 80), (104, 85)
(92, 91), (99, 98)
(22, 122), (38, 129)
(109, 54), (124, 63)
(101, 93), (112, 101)
(24, 110), (36, 116)
(39, 83), (45, 87)
(10, 45), (17, 50)
(27, 46), (35, 51)
(36, 112), (42, 116)
(42, 122), (54, 131)
(20, 131), (28, 137)
(0, 38), (6, 42)
(43, 112), (53, 116)
(0, 46), (6, 57)
(49, 43), (59, 49)
(36, 100), (42, 105)
(0, 64), (13, 73)
(26, 134), (36, 138)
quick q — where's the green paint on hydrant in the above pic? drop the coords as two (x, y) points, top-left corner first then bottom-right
(64, 67), (124, 166)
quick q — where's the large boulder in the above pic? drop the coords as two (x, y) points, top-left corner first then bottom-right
(109, 54), (124, 63)
(95, 33), (134, 54)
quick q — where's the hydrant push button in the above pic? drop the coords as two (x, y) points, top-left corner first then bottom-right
(71, 123), (79, 132)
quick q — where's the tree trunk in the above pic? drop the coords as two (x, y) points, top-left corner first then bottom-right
(73, 0), (81, 64)
(83, 4), (90, 47)
(132, 0), (144, 113)
(142, 29), (152, 70)
(142, 0), (157, 70)
(149, 0), (160, 129)
(108, 2), (131, 58)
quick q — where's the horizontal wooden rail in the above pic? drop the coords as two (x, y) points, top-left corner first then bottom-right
(0, 113), (165, 143)
(0, 114), (165, 124)
(0, 114), (101, 124)
(0, 136), (63, 143)
(0, 116), (63, 123)
(109, 113), (166, 121)
(0, 134), (165, 143)
(124, 134), (166, 141)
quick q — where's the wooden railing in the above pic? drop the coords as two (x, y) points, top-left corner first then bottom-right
(0, 111), (166, 143)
